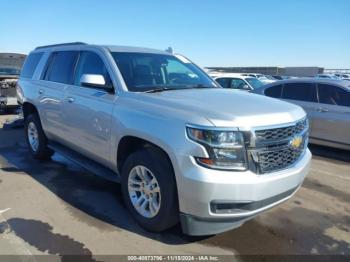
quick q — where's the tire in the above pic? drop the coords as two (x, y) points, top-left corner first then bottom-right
(121, 147), (179, 232)
(25, 113), (54, 160)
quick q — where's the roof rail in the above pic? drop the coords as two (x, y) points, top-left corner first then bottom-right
(35, 42), (87, 50)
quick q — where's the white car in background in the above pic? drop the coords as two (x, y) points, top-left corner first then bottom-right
(315, 74), (341, 80)
(210, 73), (264, 91)
(241, 73), (277, 84)
(241, 73), (264, 79)
(334, 74), (350, 81)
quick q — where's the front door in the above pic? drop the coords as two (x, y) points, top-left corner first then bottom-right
(62, 51), (116, 165)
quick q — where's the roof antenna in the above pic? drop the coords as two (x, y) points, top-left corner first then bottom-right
(165, 47), (173, 54)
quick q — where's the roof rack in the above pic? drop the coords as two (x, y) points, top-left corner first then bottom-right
(35, 42), (87, 50)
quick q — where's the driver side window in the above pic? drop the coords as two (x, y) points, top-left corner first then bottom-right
(74, 51), (112, 88)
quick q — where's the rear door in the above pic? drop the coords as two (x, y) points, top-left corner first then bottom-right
(38, 51), (79, 141)
(63, 50), (116, 165)
(314, 84), (350, 145)
(281, 82), (318, 134)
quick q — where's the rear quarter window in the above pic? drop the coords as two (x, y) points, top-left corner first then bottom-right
(20, 52), (44, 79)
(318, 84), (350, 107)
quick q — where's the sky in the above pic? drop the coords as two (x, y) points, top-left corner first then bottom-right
(0, 0), (349, 68)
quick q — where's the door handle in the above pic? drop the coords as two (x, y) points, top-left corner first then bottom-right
(67, 97), (75, 103)
(317, 107), (329, 113)
(38, 89), (44, 95)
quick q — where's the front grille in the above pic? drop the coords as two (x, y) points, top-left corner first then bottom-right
(257, 137), (306, 173)
(255, 118), (308, 142)
(250, 118), (308, 174)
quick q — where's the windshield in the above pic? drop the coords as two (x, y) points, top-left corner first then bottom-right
(0, 67), (21, 76)
(111, 52), (217, 92)
(246, 78), (264, 89)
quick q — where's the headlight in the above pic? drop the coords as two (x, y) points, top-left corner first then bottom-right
(186, 126), (247, 170)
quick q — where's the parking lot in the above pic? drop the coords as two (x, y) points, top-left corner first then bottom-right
(0, 112), (349, 259)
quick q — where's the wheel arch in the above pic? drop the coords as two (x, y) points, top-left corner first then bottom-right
(22, 102), (39, 120)
(116, 135), (176, 177)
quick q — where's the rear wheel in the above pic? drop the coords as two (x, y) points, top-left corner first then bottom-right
(25, 113), (54, 160)
(121, 147), (179, 232)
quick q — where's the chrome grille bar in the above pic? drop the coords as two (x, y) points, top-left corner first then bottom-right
(248, 118), (309, 174)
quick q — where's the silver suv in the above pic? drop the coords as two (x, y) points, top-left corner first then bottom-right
(17, 42), (311, 235)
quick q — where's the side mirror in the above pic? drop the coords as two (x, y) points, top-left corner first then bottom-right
(80, 74), (113, 92)
(243, 84), (251, 90)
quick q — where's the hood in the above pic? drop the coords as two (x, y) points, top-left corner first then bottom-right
(135, 88), (306, 128)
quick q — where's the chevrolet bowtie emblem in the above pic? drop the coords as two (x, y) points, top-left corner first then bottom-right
(290, 135), (303, 149)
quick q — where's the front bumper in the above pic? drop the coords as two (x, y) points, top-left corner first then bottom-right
(175, 149), (311, 235)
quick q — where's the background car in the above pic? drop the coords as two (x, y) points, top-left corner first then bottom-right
(315, 74), (341, 80)
(252, 78), (350, 150)
(241, 73), (277, 84)
(0, 67), (21, 112)
(335, 74), (350, 81)
(210, 73), (264, 91)
(0, 53), (26, 113)
(272, 75), (292, 80)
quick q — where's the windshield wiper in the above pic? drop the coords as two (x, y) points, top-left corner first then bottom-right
(185, 84), (217, 89)
(143, 84), (215, 93)
(144, 87), (186, 93)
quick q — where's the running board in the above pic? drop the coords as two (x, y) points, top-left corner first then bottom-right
(48, 142), (120, 183)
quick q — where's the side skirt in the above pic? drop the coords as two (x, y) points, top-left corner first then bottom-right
(48, 141), (120, 183)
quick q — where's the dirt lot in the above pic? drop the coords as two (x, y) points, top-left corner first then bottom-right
(0, 113), (349, 260)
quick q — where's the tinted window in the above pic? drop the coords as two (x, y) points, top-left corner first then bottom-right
(47, 51), (78, 84)
(318, 84), (350, 107)
(282, 83), (317, 102)
(265, 84), (283, 98)
(231, 78), (248, 89)
(215, 78), (230, 88)
(21, 52), (43, 79)
(74, 51), (112, 87)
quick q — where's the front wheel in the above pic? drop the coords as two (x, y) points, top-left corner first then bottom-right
(25, 113), (54, 160)
(121, 147), (179, 232)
